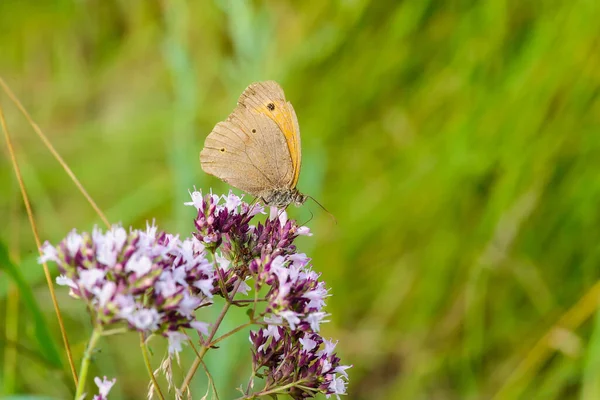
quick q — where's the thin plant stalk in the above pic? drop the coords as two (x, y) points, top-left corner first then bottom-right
(140, 333), (166, 400)
(3, 190), (21, 395)
(209, 321), (254, 347)
(180, 279), (243, 392)
(74, 327), (102, 399)
(494, 280), (600, 399)
(0, 77), (110, 228)
(242, 379), (310, 399)
(186, 335), (220, 400)
(0, 103), (78, 385)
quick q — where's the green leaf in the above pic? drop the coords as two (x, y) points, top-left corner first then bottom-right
(582, 304), (600, 399)
(0, 241), (63, 368)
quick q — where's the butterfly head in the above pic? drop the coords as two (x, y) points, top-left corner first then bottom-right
(292, 190), (308, 207)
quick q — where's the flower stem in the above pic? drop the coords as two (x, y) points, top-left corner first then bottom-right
(209, 320), (254, 347)
(249, 379), (309, 398)
(140, 332), (166, 400)
(74, 327), (102, 399)
(244, 370), (257, 396)
(179, 279), (243, 392)
(231, 298), (267, 305)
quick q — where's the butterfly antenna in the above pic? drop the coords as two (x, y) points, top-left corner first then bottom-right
(300, 209), (315, 226)
(306, 195), (337, 224)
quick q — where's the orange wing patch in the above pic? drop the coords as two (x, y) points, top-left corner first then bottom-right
(238, 81), (302, 188)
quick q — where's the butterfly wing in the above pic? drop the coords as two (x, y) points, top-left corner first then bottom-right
(238, 81), (302, 188)
(200, 105), (295, 199)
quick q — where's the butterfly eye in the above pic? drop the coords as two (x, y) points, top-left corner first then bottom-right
(251, 129), (256, 133)
(220, 148), (226, 153)
(267, 103), (275, 111)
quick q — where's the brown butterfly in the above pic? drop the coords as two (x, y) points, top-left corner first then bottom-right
(200, 81), (306, 208)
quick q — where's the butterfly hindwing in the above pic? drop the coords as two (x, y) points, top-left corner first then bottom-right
(200, 105), (294, 199)
(238, 81), (301, 188)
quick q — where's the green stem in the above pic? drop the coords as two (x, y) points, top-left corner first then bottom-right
(140, 332), (166, 400)
(209, 320), (254, 347)
(179, 279), (243, 392)
(231, 298), (267, 305)
(101, 327), (127, 336)
(74, 327), (102, 399)
(244, 370), (257, 396)
(251, 283), (260, 318)
(250, 379), (309, 398)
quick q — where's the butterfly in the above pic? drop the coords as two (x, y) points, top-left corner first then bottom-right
(200, 81), (306, 208)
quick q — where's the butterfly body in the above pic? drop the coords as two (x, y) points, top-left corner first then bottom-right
(200, 81), (306, 208)
(262, 187), (307, 208)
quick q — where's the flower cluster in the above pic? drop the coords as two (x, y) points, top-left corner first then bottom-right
(250, 329), (349, 399)
(187, 190), (350, 399)
(40, 223), (214, 352)
(250, 253), (328, 332)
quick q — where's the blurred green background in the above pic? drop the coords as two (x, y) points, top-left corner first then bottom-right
(1, 0), (600, 399)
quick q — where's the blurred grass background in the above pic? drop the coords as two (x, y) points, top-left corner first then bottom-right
(1, 0), (600, 399)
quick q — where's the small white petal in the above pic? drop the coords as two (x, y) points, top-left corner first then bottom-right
(297, 226), (312, 236)
(328, 375), (347, 397)
(155, 276), (179, 298)
(110, 225), (127, 250)
(94, 376), (116, 397)
(191, 236), (206, 254)
(247, 202), (265, 216)
(177, 294), (201, 317)
(193, 278), (215, 298)
(79, 268), (106, 291)
(317, 339), (338, 358)
(166, 331), (188, 354)
(215, 252), (230, 271)
(278, 210), (288, 226)
(289, 253), (310, 267)
(263, 316), (283, 341)
(96, 243), (117, 267)
(223, 191), (242, 212)
(236, 280), (251, 295)
(127, 308), (161, 331)
(65, 230), (83, 256)
(125, 253), (153, 276)
(306, 312), (329, 332)
(38, 242), (58, 264)
(269, 207), (279, 221)
(270, 255), (286, 271)
(299, 334), (318, 352)
(334, 365), (352, 379)
(184, 190), (204, 209)
(279, 310), (301, 330)
(56, 275), (78, 290)
(115, 294), (136, 317)
(190, 321), (210, 336)
(303, 284), (329, 310)
(93, 281), (116, 307)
